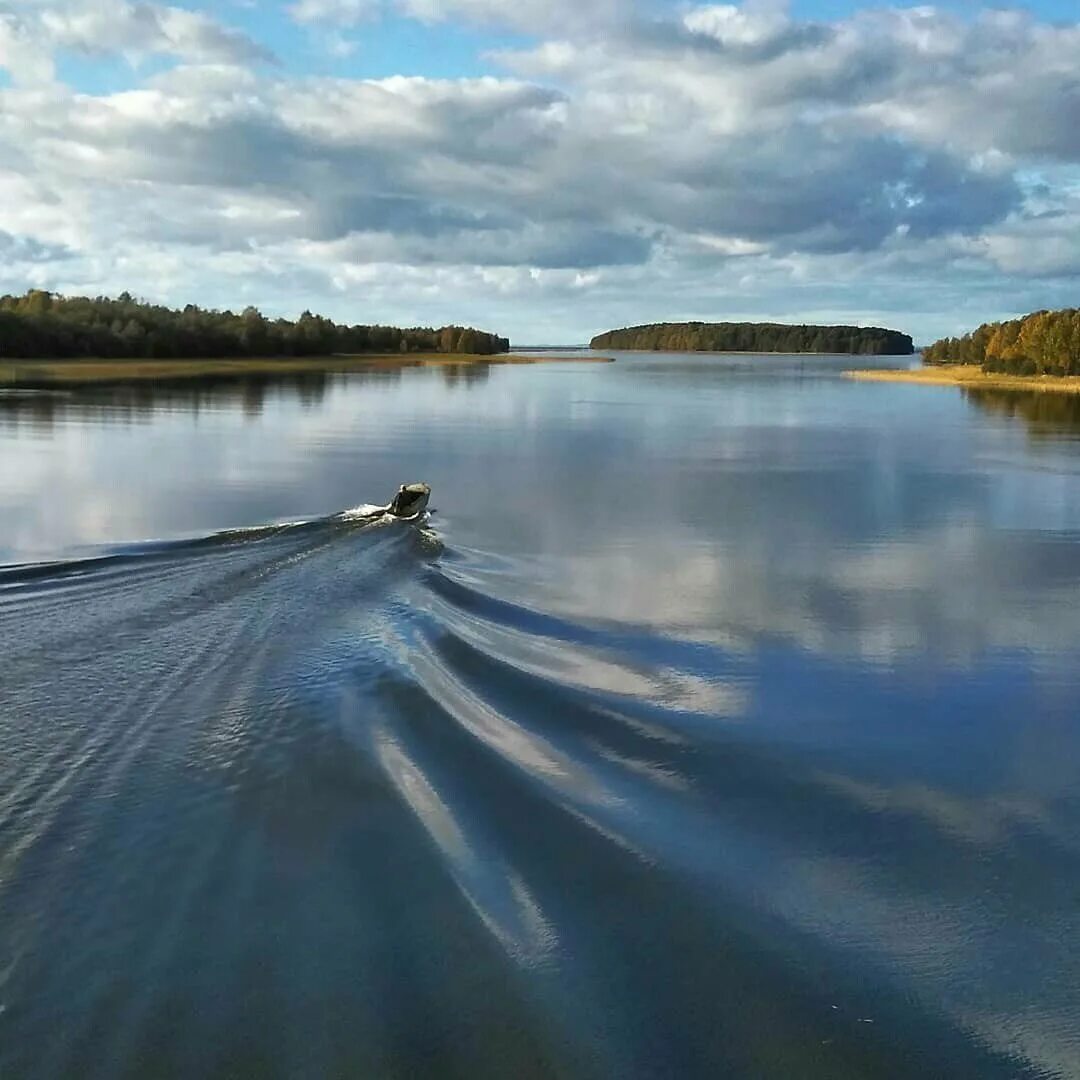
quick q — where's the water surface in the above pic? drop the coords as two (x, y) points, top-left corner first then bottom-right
(2, 353), (1079, 1078)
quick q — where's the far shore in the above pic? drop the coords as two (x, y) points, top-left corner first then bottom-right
(0, 352), (613, 386)
(591, 348), (912, 356)
(844, 365), (1080, 395)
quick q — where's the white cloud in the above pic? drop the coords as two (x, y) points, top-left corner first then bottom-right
(683, 3), (792, 46)
(0, 0), (273, 82)
(397, 0), (622, 33)
(287, 0), (379, 28)
(1, 2), (1080, 339)
(0, 10), (56, 83)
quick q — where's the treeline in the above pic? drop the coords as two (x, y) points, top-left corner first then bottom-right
(0, 290), (510, 359)
(590, 322), (914, 355)
(923, 309), (1080, 376)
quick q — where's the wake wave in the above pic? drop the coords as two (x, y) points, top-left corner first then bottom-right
(0, 514), (1064, 1080)
(0, 502), (430, 592)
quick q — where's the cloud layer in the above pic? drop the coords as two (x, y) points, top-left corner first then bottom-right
(1, 0), (1079, 340)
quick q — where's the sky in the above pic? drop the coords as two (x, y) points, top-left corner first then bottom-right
(1, 0), (1079, 344)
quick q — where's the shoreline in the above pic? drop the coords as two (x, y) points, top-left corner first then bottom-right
(590, 348), (914, 356)
(0, 352), (613, 386)
(844, 365), (1080, 395)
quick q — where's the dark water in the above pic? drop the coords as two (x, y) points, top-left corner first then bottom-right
(2, 354), (1079, 1079)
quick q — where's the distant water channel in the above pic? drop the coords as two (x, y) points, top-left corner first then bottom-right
(2, 352), (1079, 1079)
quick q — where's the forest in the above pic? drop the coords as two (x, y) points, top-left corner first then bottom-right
(590, 322), (914, 355)
(922, 309), (1080, 376)
(0, 291), (510, 359)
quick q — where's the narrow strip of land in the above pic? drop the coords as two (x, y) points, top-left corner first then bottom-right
(0, 353), (612, 386)
(844, 365), (1080, 395)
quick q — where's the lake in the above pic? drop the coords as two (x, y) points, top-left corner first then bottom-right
(1, 352), (1079, 1079)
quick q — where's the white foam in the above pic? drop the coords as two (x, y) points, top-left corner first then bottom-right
(339, 504), (387, 520)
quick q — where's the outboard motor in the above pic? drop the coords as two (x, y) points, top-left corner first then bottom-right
(387, 483), (431, 519)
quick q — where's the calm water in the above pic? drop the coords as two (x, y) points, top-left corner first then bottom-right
(2, 353), (1079, 1079)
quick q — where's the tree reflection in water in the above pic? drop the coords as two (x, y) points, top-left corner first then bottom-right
(962, 387), (1080, 439)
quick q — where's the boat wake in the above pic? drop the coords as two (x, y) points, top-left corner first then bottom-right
(0, 509), (1066, 1079)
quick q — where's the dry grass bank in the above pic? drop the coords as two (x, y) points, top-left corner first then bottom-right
(0, 352), (612, 386)
(844, 365), (1080, 395)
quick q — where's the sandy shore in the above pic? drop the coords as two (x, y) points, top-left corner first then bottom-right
(0, 352), (613, 386)
(844, 365), (1080, 395)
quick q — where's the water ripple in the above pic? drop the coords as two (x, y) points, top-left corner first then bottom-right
(0, 513), (1073, 1079)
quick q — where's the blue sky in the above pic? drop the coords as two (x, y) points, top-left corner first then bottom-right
(2, 0), (1080, 343)
(53, 0), (1080, 87)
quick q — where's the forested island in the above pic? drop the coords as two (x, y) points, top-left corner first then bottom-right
(590, 322), (914, 355)
(0, 290), (509, 359)
(923, 308), (1080, 376)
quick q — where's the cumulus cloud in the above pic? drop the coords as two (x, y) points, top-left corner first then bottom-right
(0, 1), (1079, 338)
(287, 0), (630, 34)
(0, 229), (69, 263)
(397, 0), (625, 33)
(0, 0), (273, 78)
(0, 9), (57, 83)
(287, 0), (380, 28)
